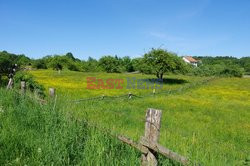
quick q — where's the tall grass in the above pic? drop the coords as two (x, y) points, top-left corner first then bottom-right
(0, 89), (142, 165)
(26, 70), (250, 165)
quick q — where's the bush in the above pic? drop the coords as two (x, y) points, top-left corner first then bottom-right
(99, 56), (121, 73)
(14, 72), (45, 98)
(67, 63), (79, 71)
(189, 64), (244, 77)
(32, 59), (47, 69)
(219, 66), (244, 77)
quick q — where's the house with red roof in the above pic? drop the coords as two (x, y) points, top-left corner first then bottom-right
(182, 56), (199, 67)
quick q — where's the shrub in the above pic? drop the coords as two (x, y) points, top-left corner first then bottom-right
(218, 65), (244, 77)
(14, 72), (45, 98)
(99, 56), (121, 73)
(189, 64), (244, 77)
(67, 63), (79, 71)
(32, 59), (47, 69)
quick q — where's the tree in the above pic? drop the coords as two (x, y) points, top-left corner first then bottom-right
(65, 52), (75, 61)
(82, 57), (102, 72)
(32, 59), (47, 69)
(219, 65), (244, 77)
(239, 57), (250, 74)
(142, 48), (187, 79)
(48, 57), (64, 71)
(122, 56), (134, 72)
(0, 52), (17, 84)
(16, 55), (31, 66)
(99, 56), (121, 73)
(0, 55), (12, 83)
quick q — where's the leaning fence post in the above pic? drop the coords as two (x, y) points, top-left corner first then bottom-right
(141, 108), (162, 166)
(49, 88), (56, 97)
(21, 81), (26, 94)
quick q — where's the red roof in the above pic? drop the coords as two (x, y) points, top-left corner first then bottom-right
(184, 56), (198, 63)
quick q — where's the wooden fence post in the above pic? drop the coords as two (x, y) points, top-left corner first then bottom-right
(128, 92), (132, 99)
(6, 78), (13, 89)
(49, 88), (56, 97)
(141, 108), (162, 166)
(21, 81), (26, 94)
(101, 94), (105, 99)
(118, 108), (189, 165)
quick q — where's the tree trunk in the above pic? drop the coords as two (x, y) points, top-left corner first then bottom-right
(160, 73), (163, 80)
(156, 72), (159, 78)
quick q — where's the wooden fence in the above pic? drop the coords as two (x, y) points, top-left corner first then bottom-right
(118, 108), (189, 166)
(19, 82), (193, 166)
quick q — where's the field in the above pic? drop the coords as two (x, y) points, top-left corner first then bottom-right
(2, 69), (249, 165)
(29, 70), (209, 98)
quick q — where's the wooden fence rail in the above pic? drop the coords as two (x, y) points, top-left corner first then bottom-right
(118, 108), (189, 166)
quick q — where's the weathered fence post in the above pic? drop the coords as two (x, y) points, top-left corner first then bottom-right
(6, 78), (13, 89)
(118, 108), (189, 165)
(21, 81), (26, 94)
(141, 108), (162, 166)
(49, 88), (56, 97)
(128, 92), (132, 99)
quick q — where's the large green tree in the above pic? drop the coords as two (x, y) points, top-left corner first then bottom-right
(121, 56), (134, 72)
(142, 49), (187, 79)
(99, 56), (121, 73)
(65, 52), (75, 61)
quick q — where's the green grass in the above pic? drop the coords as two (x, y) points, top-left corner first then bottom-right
(3, 69), (250, 165)
(29, 69), (208, 98)
(0, 89), (141, 165)
(60, 77), (250, 166)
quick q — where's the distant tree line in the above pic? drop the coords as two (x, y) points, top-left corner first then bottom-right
(1, 50), (250, 81)
(191, 56), (249, 77)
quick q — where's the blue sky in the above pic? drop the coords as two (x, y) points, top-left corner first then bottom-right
(0, 0), (249, 59)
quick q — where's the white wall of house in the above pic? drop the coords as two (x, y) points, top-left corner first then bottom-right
(191, 62), (198, 67)
(182, 57), (198, 67)
(182, 57), (190, 63)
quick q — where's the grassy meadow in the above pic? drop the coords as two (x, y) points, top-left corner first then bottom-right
(27, 70), (250, 165)
(29, 70), (209, 98)
(1, 69), (249, 165)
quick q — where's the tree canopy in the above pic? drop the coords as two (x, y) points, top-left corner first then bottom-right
(1, 50), (249, 79)
(99, 56), (121, 73)
(142, 49), (188, 79)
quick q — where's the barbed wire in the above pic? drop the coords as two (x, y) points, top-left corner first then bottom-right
(69, 77), (216, 103)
